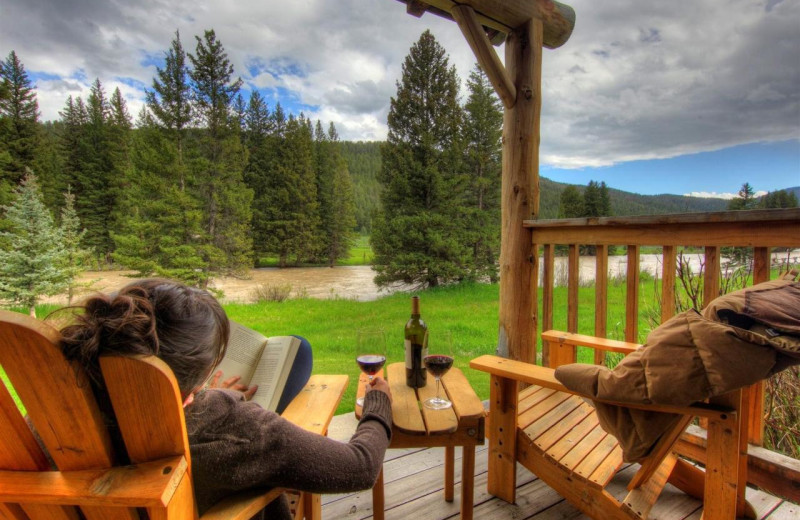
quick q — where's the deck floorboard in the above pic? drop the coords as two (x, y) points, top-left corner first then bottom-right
(323, 414), (793, 519)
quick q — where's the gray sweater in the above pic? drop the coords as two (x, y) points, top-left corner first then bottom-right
(185, 388), (393, 519)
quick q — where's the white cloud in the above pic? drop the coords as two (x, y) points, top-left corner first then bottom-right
(684, 190), (768, 200)
(1, 0), (798, 169)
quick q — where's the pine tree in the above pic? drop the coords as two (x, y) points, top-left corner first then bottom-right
(321, 122), (356, 266)
(189, 29), (252, 279)
(760, 189), (798, 209)
(243, 91), (273, 261)
(112, 108), (207, 286)
(729, 182), (758, 210)
(0, 172), (67, 316)
(558, 186), (584, 218)
(60, 186), (92, 304)
(260, 114), (318, 266)
(0, 51), (40, 207)
(77, 78), (116, 259)
(372, 30), (467, 288)
(145, 30), (192, 190)
(462, 64), (502, 282)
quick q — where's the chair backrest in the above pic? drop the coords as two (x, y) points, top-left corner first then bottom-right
(0, 309), (195, 520)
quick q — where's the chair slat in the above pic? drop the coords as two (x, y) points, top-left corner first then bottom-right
(0, 311), (138, 520)
(560, 423), (607, 472)
(518, 389), (571, 430)
(534, 401), (594, 453)
(523, 394), (581, 443)
(574, 431), (618, 482)
(545, 408), (598, 464)
(100, 356), (190, 467)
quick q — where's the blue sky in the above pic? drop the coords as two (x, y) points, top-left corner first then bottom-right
(543, 140), (800, 197)
(1, 0), (798, 198)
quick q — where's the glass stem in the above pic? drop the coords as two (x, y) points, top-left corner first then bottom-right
(436, 377), (441, 399)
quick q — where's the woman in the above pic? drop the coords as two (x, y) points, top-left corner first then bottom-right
(58, 278), (392, 519)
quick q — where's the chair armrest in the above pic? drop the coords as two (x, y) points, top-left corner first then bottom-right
(281, 374), (349, 436)
(470, 355), (732, 420)
(0, 456), (186, 508)
(542, 330), (641, 354)
(200, 487), (285, 520)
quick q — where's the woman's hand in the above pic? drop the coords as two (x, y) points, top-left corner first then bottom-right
(365, 376), (392, 403)
(207, 370), (258, 400)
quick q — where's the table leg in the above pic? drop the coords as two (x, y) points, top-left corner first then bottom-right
(445, 446), (455, 502)
(372, 467), (385, 520)
(461, 445), (476, 520)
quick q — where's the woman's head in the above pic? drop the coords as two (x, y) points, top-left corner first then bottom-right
(59, 278), (229, 394)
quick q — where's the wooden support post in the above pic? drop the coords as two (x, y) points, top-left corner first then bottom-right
(497, 18), (543, 365)
(703, 246), (720, 309)
(747, 247), (770, 446)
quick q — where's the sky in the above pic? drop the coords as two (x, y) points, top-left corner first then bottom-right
(1, 0), (798, 198)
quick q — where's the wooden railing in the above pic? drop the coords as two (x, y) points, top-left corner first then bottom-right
(525, 207), (800, 500)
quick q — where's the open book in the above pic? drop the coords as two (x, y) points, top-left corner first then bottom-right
(212, 321), (300, 412)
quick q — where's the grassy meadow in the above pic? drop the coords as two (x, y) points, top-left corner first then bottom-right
(225, 278), (657, 415)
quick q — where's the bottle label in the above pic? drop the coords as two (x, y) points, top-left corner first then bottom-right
(404, 339), (412, 369)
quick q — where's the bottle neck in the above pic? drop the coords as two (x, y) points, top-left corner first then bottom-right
(411, 296), (420, 315)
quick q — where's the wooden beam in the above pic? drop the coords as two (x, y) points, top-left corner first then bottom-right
(451, 5), (516, 109)
(398, 0), (576, 49)
(497, 18), (542, 365)
(405, 0), (428, 17)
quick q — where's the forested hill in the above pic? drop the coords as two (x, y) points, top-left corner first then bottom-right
(339, 141), (730, 222)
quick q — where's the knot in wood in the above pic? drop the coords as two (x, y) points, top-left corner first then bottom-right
(523, 86), (533, 100)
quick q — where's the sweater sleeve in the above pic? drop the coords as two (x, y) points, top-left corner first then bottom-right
(187, 388), (392, 513)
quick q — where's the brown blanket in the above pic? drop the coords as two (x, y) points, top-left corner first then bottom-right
(554, 278), (800, 462)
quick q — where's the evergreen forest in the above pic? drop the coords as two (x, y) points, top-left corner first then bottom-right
(1, 29), (796, 300)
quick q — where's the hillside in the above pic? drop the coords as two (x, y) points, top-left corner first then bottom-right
(341, 141), (732, 224)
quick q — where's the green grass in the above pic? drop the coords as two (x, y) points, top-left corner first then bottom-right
(224, 279), (658, 415)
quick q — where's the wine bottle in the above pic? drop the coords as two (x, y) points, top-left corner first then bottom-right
(404, 296), (428, 388)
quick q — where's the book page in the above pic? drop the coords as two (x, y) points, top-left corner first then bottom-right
(250, 336), (300, 411)
(213, 321), (269, 386)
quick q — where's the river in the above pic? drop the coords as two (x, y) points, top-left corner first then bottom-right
(57, 250), (799, 304)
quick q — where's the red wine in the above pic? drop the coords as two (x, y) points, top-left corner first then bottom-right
(356, 354), (386, 375)
(423, 355), (453, 378)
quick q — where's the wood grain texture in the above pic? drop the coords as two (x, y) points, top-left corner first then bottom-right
(497, 19), (541, 366)
(451, 5), (516, 109)
(568, 244), (579, 333)
(661, 245), (677, 323)
(594, 244), (609, 365)
(281, 374), (349, 435)
(625, 245), (640, 343)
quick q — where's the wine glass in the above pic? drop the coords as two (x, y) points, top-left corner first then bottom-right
(355, 329), (387, 407)
(423, 331), (454, 410)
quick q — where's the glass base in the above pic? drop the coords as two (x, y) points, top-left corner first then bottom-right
(356, 396), (365, 407)
(423, 396), (452, 410)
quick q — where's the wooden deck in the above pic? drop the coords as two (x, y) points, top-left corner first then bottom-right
(324, 413), (798, 520)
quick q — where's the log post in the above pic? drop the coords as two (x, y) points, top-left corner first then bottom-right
(497, 18), (543, 364)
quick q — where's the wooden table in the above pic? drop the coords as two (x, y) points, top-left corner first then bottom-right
(356, 362), (485, 520)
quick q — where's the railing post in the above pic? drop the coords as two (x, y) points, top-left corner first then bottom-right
(594, 244), (608, 365)
(625, 245), (640, 343)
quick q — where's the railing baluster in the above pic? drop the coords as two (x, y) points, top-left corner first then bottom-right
(625, 245), (640, 343)
(661, 245), (677, 323)
(703, 246), (720, 309)
(568, 244), (579, 334)
(747, 247), (771, 446)
(594, 244), (608, 365)
(542, 244), (555, 367)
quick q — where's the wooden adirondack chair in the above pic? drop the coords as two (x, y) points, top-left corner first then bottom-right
(0, 309), (347, 520)
(471, 330), (753, 520)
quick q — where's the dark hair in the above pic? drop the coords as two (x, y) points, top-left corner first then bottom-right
(59, 278), (229, 394)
